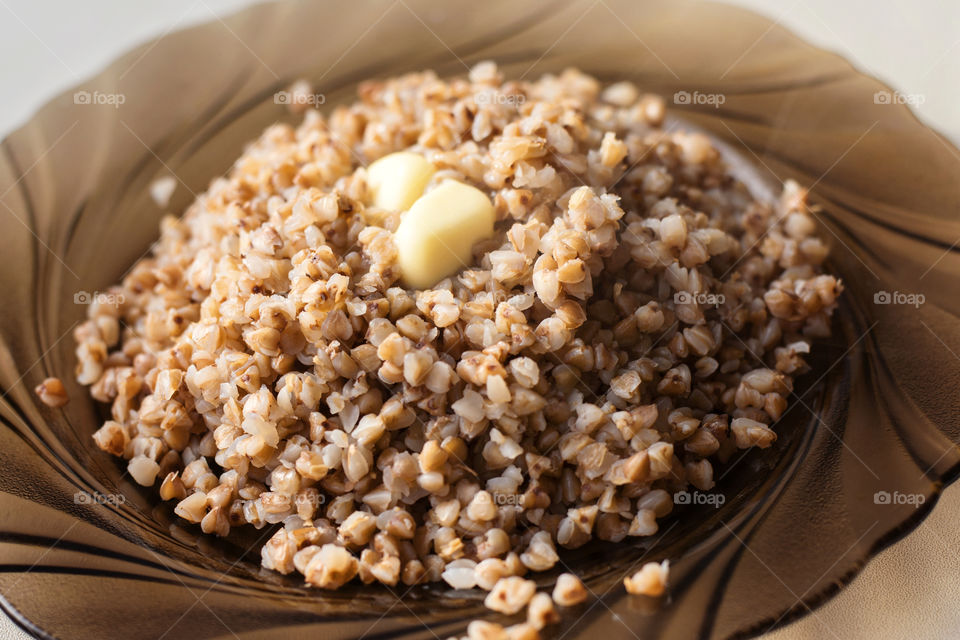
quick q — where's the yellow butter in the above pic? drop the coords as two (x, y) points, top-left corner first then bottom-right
(395, 180), (496, 289)
(366, 151), (435, 211)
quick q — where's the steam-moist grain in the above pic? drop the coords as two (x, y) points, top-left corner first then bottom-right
(485, 576), (537, 614)
(624, 560), (670, 597)
(73, 60), (842, 617)
(34, 377), (69, 407)
(552, 572), (588, 606)
(527, 593), (559, 629)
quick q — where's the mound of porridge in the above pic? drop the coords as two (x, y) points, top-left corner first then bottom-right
(70, 62), (841, 637)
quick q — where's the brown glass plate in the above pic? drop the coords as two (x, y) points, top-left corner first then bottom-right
(1, 1), (959, 638)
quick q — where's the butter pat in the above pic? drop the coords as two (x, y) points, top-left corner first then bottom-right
(395, 180), (496, 289)
(366, 151), (435, 211)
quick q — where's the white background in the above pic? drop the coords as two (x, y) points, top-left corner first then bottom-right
(0, 1), (958, 639)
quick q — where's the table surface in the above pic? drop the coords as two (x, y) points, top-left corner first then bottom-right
(1, 1), (958, 639)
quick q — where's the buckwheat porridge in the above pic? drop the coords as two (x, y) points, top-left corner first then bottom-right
(70, 62), (841, 637)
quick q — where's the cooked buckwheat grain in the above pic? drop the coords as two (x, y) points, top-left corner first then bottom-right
(35, 377), (69, 407)
(74, 62), (841, 632)
(624, 560), (670, 597)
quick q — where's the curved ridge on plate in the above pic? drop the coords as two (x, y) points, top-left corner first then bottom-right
(0, 1), (959, 638)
